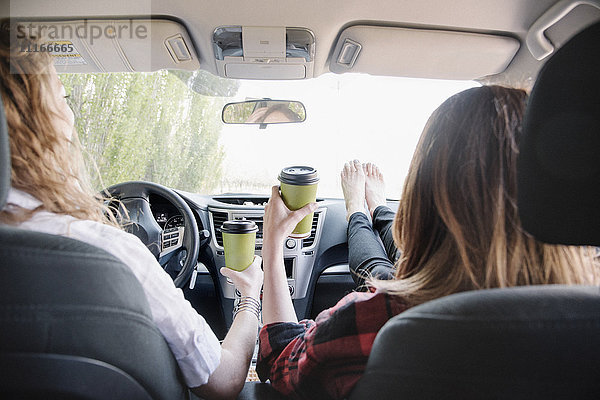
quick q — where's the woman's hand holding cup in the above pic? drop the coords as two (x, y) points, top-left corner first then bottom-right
(220, 255), (263, 299)
(263, 185), (318, 246)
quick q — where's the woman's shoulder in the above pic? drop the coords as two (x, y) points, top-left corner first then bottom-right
(335, 290), (407, 310)
(69, 217), (133, 240)
(300, 290), (409, 362)
(68, 219), (156, 259)
(30, 211), (139, 244)
(9, 189), (146, 253)
(23, 210), (156, 266)
(314, 290), (408, 326)
(331, 290), (386, 309)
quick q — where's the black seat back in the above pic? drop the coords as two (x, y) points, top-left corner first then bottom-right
(518, 22), (600, 245)
(0, 88), (186, 398)
(0, 227), (187, 400)
(350, 285), (600, 399)
(1, 353), (153, 399)
(351, 21), (600, 400)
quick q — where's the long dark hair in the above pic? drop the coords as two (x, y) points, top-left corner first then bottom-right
(372, 86), (598, 305)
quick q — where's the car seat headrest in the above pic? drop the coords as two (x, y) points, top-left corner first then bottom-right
(0, 94), (9, 210)
(518, 21), (600, 246)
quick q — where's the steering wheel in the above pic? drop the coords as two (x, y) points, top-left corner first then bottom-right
(106, 181), (199, 288)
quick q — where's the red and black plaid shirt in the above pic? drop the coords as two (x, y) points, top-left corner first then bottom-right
(257, 291), (408, 399)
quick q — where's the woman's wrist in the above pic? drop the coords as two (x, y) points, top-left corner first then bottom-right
(238, 288), (261, 299)
(262, 234), (286, 250)
(261, 245), (282, 260)
(232, 296), (261, 320)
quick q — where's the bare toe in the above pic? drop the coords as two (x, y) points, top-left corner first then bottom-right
(341, 160), (367, 220)
(369, 163), (383, 181)
(364, 163), (387, 218)
(375, 164), (383, 178)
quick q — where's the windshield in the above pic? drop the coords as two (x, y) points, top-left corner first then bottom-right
(61, 70), (477, 199)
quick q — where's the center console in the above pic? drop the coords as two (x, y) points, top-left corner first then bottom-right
(207, 196), (326, 326)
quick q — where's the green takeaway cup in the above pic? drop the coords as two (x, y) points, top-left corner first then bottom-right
(220, 220), (258, 271)
(278, 166), (319, 239)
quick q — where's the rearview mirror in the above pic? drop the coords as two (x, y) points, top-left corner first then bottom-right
(222, 99), (306, 128)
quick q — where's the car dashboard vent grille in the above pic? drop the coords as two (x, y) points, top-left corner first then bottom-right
(213, 210), (317, 250)
(211, 211), (229, 246)
(238, 215), (264, 250)
(302, 212), (320, 248)
(213, 197), (269, 206)
(211, 211), (264, 249)
(242, 215), (264, 242)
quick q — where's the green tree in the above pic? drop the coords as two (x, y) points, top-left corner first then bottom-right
(60, 70), (239, 193)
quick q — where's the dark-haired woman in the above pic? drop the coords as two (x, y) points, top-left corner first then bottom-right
(257, 86), (599, 399)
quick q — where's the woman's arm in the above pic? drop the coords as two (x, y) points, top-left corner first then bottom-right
(262, 185), (317, 324)
(192, 257), (263, 400)
(257, 292), (406, 399)
(258, 188), (408, 398)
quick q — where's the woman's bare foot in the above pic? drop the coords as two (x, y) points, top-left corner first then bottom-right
(363, 163), (387, 218)
(341, 160), (367, 221)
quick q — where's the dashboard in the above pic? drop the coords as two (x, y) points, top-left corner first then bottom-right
(149, 189), (398, 331)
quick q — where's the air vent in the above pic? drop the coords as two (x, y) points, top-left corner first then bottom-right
(233, 215), (263, 250)
(212, 211), (264, 250)
(241, 215), (264, 241)
(213, 197), (269, 206)
(302, 212), (320, 248)
(211, 211), (229, 246)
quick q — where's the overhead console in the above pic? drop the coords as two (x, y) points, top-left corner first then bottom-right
(212, 26), (315, 79)
(15, 18), (199, 73)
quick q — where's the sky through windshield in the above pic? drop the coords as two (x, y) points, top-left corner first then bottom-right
(218, 73), (478, 199)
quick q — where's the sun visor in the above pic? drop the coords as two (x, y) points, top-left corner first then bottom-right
(15, 19), (200, 73)
(213, 26), (315, 79)
(330, 25), (520, 80)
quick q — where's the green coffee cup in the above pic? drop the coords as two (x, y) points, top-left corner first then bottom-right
(220, 220), (258, 271)
(278, 166), (319, 239)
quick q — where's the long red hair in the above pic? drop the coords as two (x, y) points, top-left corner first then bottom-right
(0, 22), (117, 226)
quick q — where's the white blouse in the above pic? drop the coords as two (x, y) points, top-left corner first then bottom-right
(6, 188), (221, 388)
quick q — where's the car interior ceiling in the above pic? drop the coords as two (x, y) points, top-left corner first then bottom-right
(1, 1), (600, 400)
(2, 0), (599, 87)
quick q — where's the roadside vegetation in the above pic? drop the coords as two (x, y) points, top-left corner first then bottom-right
(60, 70), (239, 193)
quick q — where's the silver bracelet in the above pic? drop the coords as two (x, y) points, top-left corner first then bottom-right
(233, 303), (260, 320)
(233, 296), (261, 320)
(236, 296), (260, 308)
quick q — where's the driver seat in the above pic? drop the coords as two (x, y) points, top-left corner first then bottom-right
(0, 100), (187, 397)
